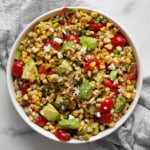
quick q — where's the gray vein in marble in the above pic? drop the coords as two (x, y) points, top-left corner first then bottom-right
(122, 0), (137, 14)
(2, 128), (35, 137)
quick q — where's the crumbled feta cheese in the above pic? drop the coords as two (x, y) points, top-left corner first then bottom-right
(84, 119), (89, 123)
(62, 29), (67, 35)
(116, 46), (122, 51)
(104, 74), (109, 78)
(95, 112), (101, 118)
(73, 87), (79, 96)
(54, 37), (63, 44)
(88, 98), (95, 104)
(57, 52), (63, 59)
(49, 27), (54, 32)
(43, 44), (51, 52)
(31, 46), (38, 53)
(108, 63), (116, 70)
(85, 55), (95, 60)
(23, 94), (28, 100)
(113, 79), (118, 84)
(80, 46), (87, 54)
(68, 114), (75, 120)
(17, 91), (22, 97)
(105, 87), (110, 91)
(100, 64), (106, 69)
(121, 66), (126, 71)
(28, 32), (33, 37)
(46, 96), (50, 101)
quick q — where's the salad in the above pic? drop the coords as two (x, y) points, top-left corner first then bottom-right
(12, 8), (137, 141)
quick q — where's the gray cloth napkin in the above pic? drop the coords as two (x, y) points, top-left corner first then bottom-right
(0, 0), (149, 150)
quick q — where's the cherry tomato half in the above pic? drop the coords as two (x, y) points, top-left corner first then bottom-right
(89, 23), (104, 32)
(100, 113), (113, 123)
(21, 85), (28, 95)
(99, 98), (114, 114)
(38, 66), (47, 74)
(84, 59), (100, 72)
(103, 78), (118, 89)
(12, 61), (23, 77)
(111, 34), (126, 47)
(111, 88), (119, 96)
(54, 129), (70, 142)
(46, 40), (61, 50)
(127, 66), (138, 80)
(59, 7), (68, 16)
(66, 34), (80, 44)
(36, 115), (47, 127)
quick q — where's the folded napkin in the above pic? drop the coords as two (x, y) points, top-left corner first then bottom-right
(0, 0), (149, 150)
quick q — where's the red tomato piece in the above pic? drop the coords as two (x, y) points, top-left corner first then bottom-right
(127, 66), (138, 80)
(84, 59), (100, 72)
(100, 113), (113, 123)
(47, 70), (55, 75)
(36, 115), (47, 127)
(59, 7), (68, 16)
(103, 78), (118, 89)
(12, 61), (23, 77)
(54, 129), (70, 142)
(21, 85), (28, 95)
(99, 98), (114, 114)
(66, 34), (80, 44)
(92, 32), (99, 38)
(111, 34), (127, 47)
(46, 41), (61, 50)
(89, 23), (104, 32)
(38, 66), (47, 74)
(111, 88), (119, 96)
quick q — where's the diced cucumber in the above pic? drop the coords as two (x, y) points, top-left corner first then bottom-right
(109, 70), (118, 81)
(114, 97), (126, 113)
(80, 36), (97, 50)
(15, 49), (22, 60)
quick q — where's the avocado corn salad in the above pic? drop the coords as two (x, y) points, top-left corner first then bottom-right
(12, 8), (138, 142)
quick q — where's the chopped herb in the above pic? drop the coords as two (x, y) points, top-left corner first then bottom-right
(42, 85), (50, 97)
(97, 89), (105, 98)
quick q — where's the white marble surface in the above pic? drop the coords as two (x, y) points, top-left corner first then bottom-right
(0, 0), (150, 150)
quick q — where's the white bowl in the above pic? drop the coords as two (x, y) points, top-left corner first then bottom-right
(7, 7), (143, 144)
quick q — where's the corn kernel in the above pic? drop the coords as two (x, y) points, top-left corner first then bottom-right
(104, 43), (113, 50)
(89, 62), (96, 68)
(91, 11), (98, 18)
(103, 37), (111, 43)
(96, 54), (100, 60)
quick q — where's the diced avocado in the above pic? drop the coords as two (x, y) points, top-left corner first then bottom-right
(15, 49), (22, 60)
(58, 119), (80, 129)
(77, 124), (88, 135)
(93, 71), (105, 83)
(90, 122), (99, 135)
(22, 59), (38, 82)
(40, 104), (60, 121)
(62, 41), (74, 50)
(109, 70), (118, 81)
(114, 97), (126, 113)
(80, 36), (97, 50)
(81, 122), (99, 135)
(78, 83), (92, 99)
(47, 74), (59, 82)
(56, 59), (72, 75)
